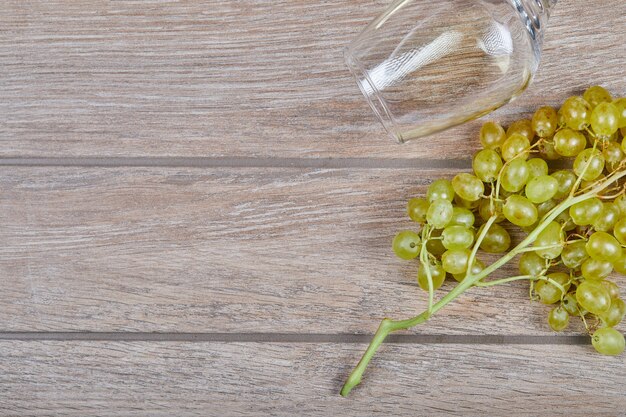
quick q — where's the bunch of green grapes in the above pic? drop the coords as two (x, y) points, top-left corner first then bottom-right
(393, 85), (626, 356)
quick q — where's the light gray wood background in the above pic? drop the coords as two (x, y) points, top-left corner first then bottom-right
(0, 0), (625, 415)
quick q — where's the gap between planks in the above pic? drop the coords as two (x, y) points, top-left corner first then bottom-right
(0, 332), (589, 344)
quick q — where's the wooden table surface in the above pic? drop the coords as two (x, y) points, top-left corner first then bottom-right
(1, 1), (625, 415)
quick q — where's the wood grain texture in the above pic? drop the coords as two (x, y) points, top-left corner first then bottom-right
(0, 0), (624, 159)
(2, 166), (624, 334)
(1, 341), (624, 416)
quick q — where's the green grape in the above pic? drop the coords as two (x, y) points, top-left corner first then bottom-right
(441, 249), (471, 274)
(535, 272), (570, 304)
(506, 119), (534, 141)
(407, 198), (429, 223)
(602, 281), (620, 299)
(569, 197), (603, 226)
(581, 258), (613, 281)
(614, 194), (626, 217)
(562, 292), (580, 316)
(442, 225), (475, 250)
(613, 97), (626, 128)
(473, 149), (503, 182)
(480, 121), (506, 149)
(426, 199), (454, 228)
(548, 306), (569, 331)
(590, 102), (619, 137)
(452, 258), (485, 282)
(427, 179), (455, 203)
(478, 199), (505, 223)
(591, 203), (620, 232)
(555, 209), (576, 232)
(553, 128), (587, 157)
(533, 221), (564, 259)
(602, 141), (624, 171)
(503, 195), (538, 227)
(392, 230), (421, 260)
(536, 199), (557, 219)
(560, 96), (591, 130)
(600, 298), (625, 327)
(452, 173), (484, 202)
(539, 139), (561, 160)
(500, 159), (530, 192)
(613, 217), (626, 245)
(478, 223), (511, 253)
(526, 158), (549, 180)
(417, 262), (447, 291)
(573, 148), (605, 181)
(518, 251), (545, 276)
(501, 133), (530, 161)
(524, 175), (559, 204)
(583, 85), (612, 108)
(591, 327), (625, 356)
(532, 106), (558, 138)
(576, 280), (611, 315)
(586, 231), (621, 263)
(612, 249), (626, 275)
(449, 207), (475, 228)
(426, 229), (446, 256)
(551, 170), (577, 200)
(454, 194), (481, 210)
(560, 240), (589, 269)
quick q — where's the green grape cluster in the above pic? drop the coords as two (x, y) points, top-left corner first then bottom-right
(393, 85), (626, 356)
(342, 86), (626, 397)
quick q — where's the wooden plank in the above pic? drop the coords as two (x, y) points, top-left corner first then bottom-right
(0, 341), (624, 416)
(2, 166), (623, 334)
(0, 0), (623, 159)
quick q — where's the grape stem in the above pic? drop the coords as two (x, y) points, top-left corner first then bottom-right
(340, 168), (626, 397)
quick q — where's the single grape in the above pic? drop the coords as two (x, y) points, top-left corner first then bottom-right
(613, 217), (626, 245)
(427, 179), (455, 203)
(569, 197), (603, 226)
(452, 258), (485, 282)
(591, 327), (625, 356)
(417, 262), (447, 291)
(426, 229), (446, 256)
(454, 194), (481, 210)
(600, 298), (625, 327)
(480, 121), (506, 149)
(407, 198), (429, 223)
(473, 149), (503, 182)
(551, 170), (577, 200)
(533, 221), (564, 259)
(539, 139), (561, 160)
(500, 159), (530, 192)
(449, 207), (475, 228)
(441, 249), (471, 274)
(506, 119), (534, 141)
(576, 280), (611, 315)
(503, 195), (538, 227)
(392, 230), (421, 260)
(518, 251), (545, 276)
(525, 175), (559, 204)
(591, 203), (620, 232)
(560, 240), (589, 269)
(478, 199), (505, 223)
(573, 148), (605, 181)
(535, 272), (570, 304)
(583, 85), (612, 107)
(602, 281), (620, 299)
(501, 133), (530, 161)
(553, 128), (587, 157)
(560, 96), (591, 130)
(614, 194), (626, 217)
(536, 199), (557, 219)
(613, 97), (626, 128)
(555, 209), (576, 231)
(612, 249), (626, 275)
(602, 141), (624, 171)
(581, 258), (613, 281)
(562, 292), (580, 316)
(526, 158), (549, 180)
(452, 173), (484, 202)
(426, 199), (454, 229)
(586, 231), (621, 263)
(548, 306), (569, 331)
(590, 102), (619, 137)
(478, 223), (511, 253)
(442, 225), (475, 250)
(532, 106), (558, 138)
